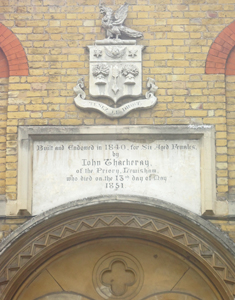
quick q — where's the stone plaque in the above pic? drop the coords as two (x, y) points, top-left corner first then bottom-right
(16, 126), (215, 216)
(33, 138), (200, 215)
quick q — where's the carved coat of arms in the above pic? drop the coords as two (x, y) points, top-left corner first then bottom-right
(74, 3), (158, 118)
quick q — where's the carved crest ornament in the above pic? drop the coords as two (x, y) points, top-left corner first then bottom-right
(74, 3), (158, 118)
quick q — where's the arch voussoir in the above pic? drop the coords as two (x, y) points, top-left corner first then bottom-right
(206, 21), (235, 74)
(0, 23), (28, 77)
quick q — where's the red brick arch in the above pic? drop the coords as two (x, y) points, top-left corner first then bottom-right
(205, 21), (235, 75)
(0, 23), (28, 77)
(0, 48), (9, 78)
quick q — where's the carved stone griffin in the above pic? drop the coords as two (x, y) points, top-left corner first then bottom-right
(99, 2), (143, 40)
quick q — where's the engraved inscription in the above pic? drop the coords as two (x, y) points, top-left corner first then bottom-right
(33, 139), (200, 214)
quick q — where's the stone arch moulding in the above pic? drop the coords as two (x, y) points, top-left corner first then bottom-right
(0, 197), (235, 300)
(0, 23), (28, 77)
(205, 21), (235, 74)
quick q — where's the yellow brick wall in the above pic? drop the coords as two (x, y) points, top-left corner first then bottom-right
(0, 0), (234, 209)
(0, 217), (29, 241)
(226, 76), (235, 196)
(0, 78), (8, 196)
(211, 219), (235, 243)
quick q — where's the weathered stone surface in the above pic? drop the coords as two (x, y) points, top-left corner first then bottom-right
(17, 239), (220, 300)
(16, 125), (215, 216)
(33, 139), (200, 214)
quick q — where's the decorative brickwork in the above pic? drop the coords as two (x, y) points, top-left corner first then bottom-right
(206, 21), (235, 75)
(226, 48), (235, 75)
(0, 49), (9, 78)
(0, 23), (28, 77)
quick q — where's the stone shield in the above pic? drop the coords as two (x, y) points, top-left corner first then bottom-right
(88, 44), (144, 103)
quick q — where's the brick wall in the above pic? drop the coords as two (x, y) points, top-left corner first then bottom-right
(0, 216), (29, 241)
(211, 219), (235, 242)
(0, 0), (234, 207)
(226, 75), (235, 196)
(0, 77), (8, 196)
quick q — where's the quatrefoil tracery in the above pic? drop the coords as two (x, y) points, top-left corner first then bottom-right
(101, 260), (136, 297)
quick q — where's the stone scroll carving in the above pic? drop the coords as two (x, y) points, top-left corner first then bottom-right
(74, 77), (158, 119)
